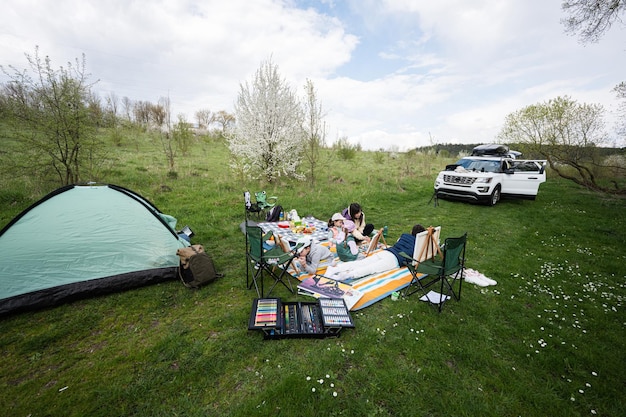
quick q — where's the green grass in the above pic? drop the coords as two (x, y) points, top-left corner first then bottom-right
(0, 132), (625, 417)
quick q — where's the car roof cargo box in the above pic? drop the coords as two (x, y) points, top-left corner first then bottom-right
(472, 144), (509, 156)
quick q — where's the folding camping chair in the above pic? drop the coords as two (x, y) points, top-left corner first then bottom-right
(244, 191), (263, 220)
(255, 191), (278, 220)
(245, 224), (301, 297)
(254, 191), (277, 211)
(401, 230), (467, 312)
(244, 191), (278, 220)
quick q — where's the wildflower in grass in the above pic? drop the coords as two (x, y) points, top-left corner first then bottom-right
(312, 387), (316, 392)
(333, 391), (338, 397)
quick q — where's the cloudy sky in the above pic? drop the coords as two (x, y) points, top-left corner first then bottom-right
(2, 0), (624, 150)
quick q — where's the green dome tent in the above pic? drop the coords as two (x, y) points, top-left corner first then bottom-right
(0, 184), (189, 315)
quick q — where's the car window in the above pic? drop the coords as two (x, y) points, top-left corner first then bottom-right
(456, 159), (501, 173)
(511, 161), (540, 172)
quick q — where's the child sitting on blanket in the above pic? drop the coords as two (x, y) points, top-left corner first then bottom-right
(327, 213), (346, 247)
(326, 224), (426, 281)
(294, 236), (335, 275)
(336, 220), (362, 262)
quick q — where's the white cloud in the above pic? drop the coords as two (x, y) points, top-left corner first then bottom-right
(1, 0), (624, 151)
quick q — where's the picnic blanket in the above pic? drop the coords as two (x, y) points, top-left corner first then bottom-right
(294, 244), (422, 311)
(347, 267), (415, 310)
(258, 216), (328, 243)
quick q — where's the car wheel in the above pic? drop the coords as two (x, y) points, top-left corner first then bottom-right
(488, 185), (501, 206)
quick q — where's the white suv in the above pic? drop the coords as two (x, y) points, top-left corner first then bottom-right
(433, 144), (547, 206)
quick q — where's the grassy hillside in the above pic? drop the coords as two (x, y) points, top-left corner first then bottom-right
(0, 132), (625, 416)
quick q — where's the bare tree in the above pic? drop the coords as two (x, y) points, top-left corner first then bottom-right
(0, 47), (101, 185)
(155, 96), (176, 171)
(104, 92), (119, 127)
(229, 58), (304, 183)
(302, 79), (327, 186)
(133, 100), (152, 127)
(214, 110), (235, 136)
(86, 92), (104, 127)
(613, 82), (626, 138)
(122, 96), (133, 121)
(561, 0), (626, 43)
(498, 96), (625, 194)
(562, 1), (626, 146)
(195, 109), (213, 129)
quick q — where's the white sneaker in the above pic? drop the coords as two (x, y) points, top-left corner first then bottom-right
(480, 276), (497, 286)
(463, 268), (497, 286)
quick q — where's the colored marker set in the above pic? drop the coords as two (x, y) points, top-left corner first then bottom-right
(248, 298), (355, 339)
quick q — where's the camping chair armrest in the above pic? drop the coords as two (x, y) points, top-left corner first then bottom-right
(398, 251), (416, 266)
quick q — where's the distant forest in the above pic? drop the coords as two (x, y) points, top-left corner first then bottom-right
(412, 143), (625, 159)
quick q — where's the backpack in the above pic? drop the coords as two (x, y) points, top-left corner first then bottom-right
(176, 244), (223, 289)
(265, 205), (283, 222)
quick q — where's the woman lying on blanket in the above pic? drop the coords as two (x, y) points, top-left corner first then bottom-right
(295, 236), (334, 275)
(325, 224), (426, 281)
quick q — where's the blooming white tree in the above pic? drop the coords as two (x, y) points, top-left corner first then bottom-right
(229, 58), (304, 183)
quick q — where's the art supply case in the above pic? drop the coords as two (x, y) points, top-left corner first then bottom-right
(248, 297), (355, 339)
